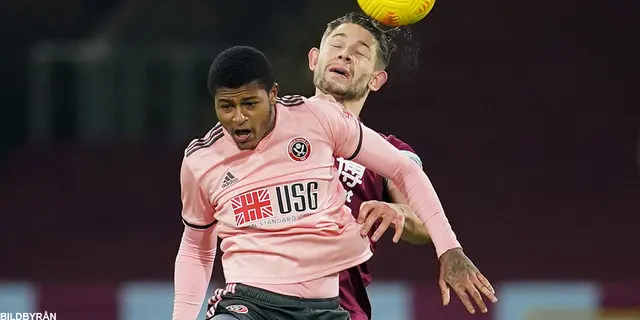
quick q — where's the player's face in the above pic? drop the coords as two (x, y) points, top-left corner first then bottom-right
(214, 81), (278, 150)
(309, 23), (388, 101)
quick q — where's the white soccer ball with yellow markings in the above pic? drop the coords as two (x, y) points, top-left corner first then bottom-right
(357, 0), (436, 26)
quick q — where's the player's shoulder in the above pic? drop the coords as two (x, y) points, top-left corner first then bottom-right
(276, 95), (315, 119)
(306, 94), (343, 109)
(380, 133), (404, 144)
(276, 94), (339, 106)
(276, 94), (307, 108)
(380, 133), (417, 153)
(379, 133), (422, 167)
(183, 123), (226, 161)
(304, 94), (357, 120)
(276, 94), (346, 120)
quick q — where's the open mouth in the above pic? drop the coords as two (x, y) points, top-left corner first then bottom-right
(329, 67), (350, 79)
(233, 128), (252, 142)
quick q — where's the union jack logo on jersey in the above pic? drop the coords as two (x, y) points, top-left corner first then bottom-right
(231, 188), (273, 226)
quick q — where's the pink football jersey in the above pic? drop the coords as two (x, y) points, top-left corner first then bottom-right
(180, 95), (373, 285)
(175, 94), (460, 319)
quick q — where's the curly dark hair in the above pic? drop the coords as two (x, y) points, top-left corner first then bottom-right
(207, 45), (275, 97)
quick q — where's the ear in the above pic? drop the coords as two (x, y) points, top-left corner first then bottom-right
(308, 47), (319, 72)
(269, 82), (279, 105)
(368, 70), (388, 92)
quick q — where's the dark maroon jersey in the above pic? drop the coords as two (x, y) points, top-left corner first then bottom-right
(335, 134), (422, 320)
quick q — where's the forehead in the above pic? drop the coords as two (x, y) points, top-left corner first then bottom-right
(215, 82), (266, 101)
(326, 23), (377, 48)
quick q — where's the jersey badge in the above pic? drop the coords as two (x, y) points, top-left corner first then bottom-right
(225, 304), (249, 314)
(287, 137), (311, 162)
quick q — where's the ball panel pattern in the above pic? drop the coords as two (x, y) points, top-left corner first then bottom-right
(357, 0), (436, 26)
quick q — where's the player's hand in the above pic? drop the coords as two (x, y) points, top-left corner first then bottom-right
(438, 248), (498, 314)
(357, 200), (405, 243)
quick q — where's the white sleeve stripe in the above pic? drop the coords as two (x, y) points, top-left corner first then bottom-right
(399, 150), (423, 168)
(384, 150), (423, 187)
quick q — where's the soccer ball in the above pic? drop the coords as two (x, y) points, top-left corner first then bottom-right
(357, 0), (436, 26)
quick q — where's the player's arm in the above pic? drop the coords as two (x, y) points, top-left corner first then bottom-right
(387, 180), (431, 244)
(387, 189), (431, 245)
(379, 138), (431, 244)
(307, 97), (460, 258)
(173, 158), (217, 320)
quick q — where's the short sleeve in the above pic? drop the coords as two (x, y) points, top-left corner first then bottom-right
(386, 135), (423, 168)
(305, 96), (363, 160)
(180, 159), (215, 229)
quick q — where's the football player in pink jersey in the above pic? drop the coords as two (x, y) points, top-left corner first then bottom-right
(174, 45), (495, 320)
(306, 13), (498, 318)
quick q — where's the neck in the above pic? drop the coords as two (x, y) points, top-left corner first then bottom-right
(264, 104), (277, 136)
(314, 88), (369, 117)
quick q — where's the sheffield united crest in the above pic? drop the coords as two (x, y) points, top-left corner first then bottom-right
(287, 137), (311, 162)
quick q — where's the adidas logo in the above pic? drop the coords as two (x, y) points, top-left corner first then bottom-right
(222, 171), (238, 189)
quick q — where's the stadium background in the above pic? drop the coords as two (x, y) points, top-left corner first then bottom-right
(0, 0), (638, 319)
